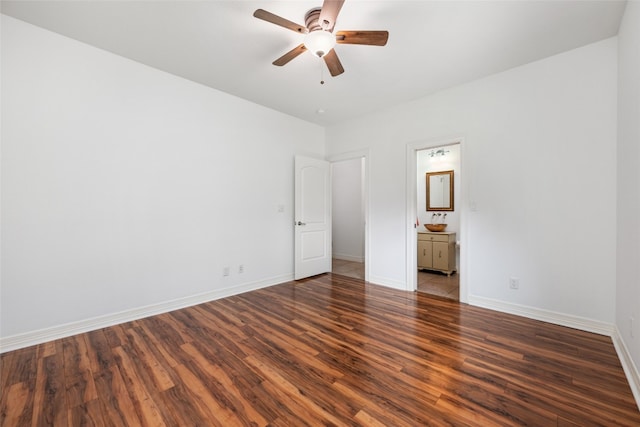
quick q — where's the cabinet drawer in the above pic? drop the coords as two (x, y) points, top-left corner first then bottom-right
(418, 233), (450, 242)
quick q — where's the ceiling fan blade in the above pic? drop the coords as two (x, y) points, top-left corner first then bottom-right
(323, 49), (345, 77)
(273, 44), (307, 66)
(253, 9), (308, 34)
(335, 30), (389, 46)
(318, 0), (345, 31)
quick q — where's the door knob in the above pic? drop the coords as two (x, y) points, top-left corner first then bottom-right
(296, 221), (307, 226)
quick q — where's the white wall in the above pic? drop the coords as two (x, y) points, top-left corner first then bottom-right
(331, 158), (364, 262)
(326, 38), (618, 328)
(616, 0), (640, 401)
(0, 15), (324, 348)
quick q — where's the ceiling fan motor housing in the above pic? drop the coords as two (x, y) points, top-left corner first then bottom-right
(304, 7), (336, 57)
(305, 8), (325, 32)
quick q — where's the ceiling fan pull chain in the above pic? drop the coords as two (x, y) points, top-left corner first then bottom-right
(319, 58), (325, 85)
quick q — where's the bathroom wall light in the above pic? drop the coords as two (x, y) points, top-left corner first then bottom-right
(428, 149), (450, 157)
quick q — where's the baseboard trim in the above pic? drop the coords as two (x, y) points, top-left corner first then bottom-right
(466, 295), (640, 409)
(467, 295), (615, 336)
(0, 273), (293, 353)
(368, 274), (410, 291)
(612, 326), (640, 410)
(333, 253), (364, 263)
(4, 277), (638, 412)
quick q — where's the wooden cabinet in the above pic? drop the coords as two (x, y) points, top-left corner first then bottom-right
(417, 231), (456, 276)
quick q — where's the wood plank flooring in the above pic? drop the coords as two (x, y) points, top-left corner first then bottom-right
(2, 274), (639, 426)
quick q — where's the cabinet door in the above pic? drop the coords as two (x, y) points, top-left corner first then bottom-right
(418, 241), (433, 268)
(432, 242), (449, 271)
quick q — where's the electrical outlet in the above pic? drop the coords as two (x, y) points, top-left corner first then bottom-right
(509, 277), (519, 289)
(238, 264), (244, 274)
(223, 267), (230, 277)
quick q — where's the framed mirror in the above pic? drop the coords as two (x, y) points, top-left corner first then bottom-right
(426, 170), (454, 211)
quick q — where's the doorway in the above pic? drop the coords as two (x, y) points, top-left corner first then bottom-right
(406, 138), (465, 302)
(330, 153), (368, 281)
(416, 144), (460, 299)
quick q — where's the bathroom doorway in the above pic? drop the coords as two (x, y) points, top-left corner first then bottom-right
(416, 144), (460, 300)
(406, 139), (465, 302)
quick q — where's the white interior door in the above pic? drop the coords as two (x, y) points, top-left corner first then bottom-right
(294, 155), (331, 280)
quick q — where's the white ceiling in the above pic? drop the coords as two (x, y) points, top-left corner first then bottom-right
(1, 0), (627, 126)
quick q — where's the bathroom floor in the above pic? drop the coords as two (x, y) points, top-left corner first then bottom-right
(417, 269), (459, 300)
(331, 259), (459, 301)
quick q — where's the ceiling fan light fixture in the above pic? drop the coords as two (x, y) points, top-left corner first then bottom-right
(254, 2), (388, 77)
(304, 30), (336, 58)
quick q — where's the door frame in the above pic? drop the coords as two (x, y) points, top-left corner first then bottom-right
(406, 136), (468, 302)
(327, 149), (370, 283)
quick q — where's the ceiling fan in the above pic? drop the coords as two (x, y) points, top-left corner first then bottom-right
(253, 0), (389, 77)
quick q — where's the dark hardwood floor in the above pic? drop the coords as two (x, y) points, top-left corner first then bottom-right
(2, 273), (639, 426)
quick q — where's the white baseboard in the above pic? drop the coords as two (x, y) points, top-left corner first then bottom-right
(368, 274), (410, 291)
(0, 273), (293, 353)
(467, 295), (615, 336)
(468, 295), (640, 410)
(332, 253), (364, 263)
(612, 326), (640, 411)
(4, 277), (639, 412)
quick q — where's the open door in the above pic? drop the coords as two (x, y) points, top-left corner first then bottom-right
(294, 155), (331, 280)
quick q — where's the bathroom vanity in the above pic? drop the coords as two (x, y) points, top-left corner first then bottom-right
(417, 231), (457, 276)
